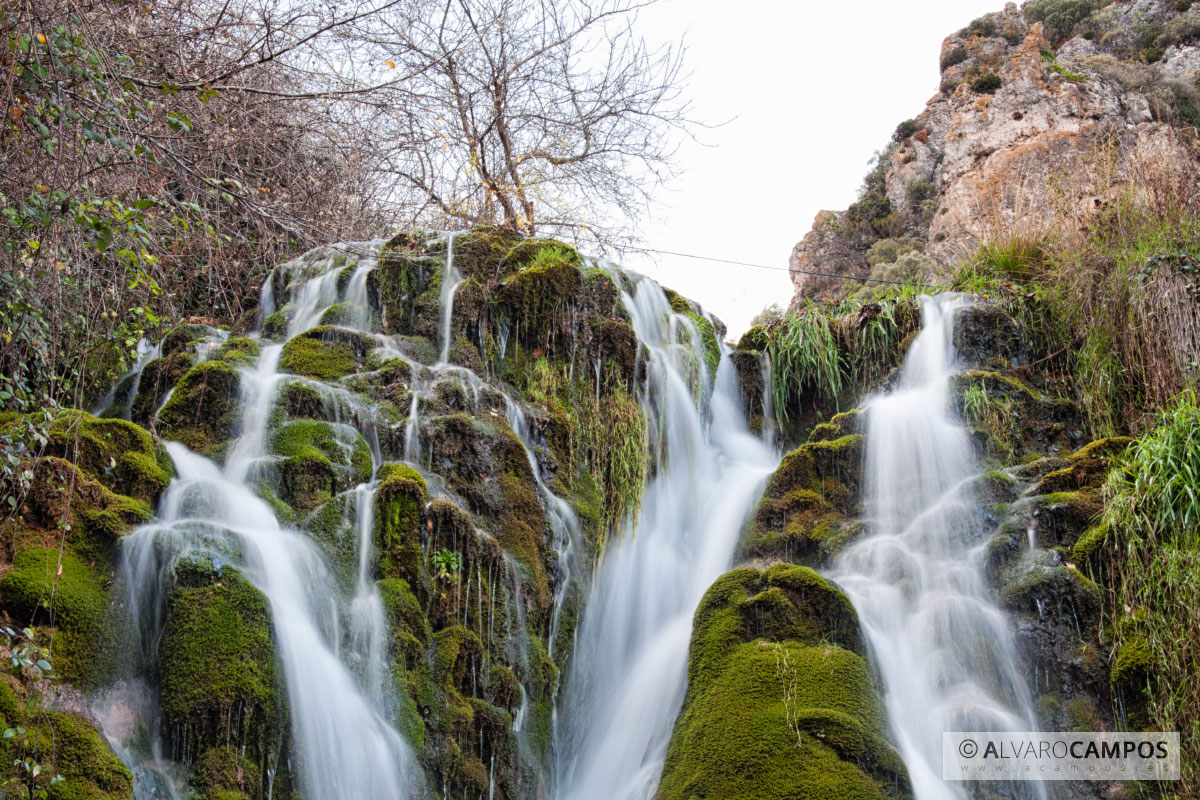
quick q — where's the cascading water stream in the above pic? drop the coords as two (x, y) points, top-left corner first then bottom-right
(436, 232), (461, 365)
(103, 243), (423, 800)
(553, 276), (778, 800)
(829, 295), (1046, 800)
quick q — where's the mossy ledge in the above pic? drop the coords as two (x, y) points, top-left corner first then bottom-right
(658, 564), (909, 800)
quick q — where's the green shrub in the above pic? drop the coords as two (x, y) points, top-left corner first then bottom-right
(1024, 0), (1101, 42)
(965, 16), (998, 38)
(892, 119), (920, 142)
(970, 73), (1003, 93)
(865, 238), (922, 268)
(941, 45), (969, 71)
(871, 250), (938, 284)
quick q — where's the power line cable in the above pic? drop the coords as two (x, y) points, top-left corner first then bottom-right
(619, 245), (913, 286)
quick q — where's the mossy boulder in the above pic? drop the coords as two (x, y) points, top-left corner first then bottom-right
(279, 326), (376, 381)
(269, 419), (370, 515)
(1025, 490), (1103, 549)
(211, 337), (261, 367)
(130, 349), (194, 425)
(44, 411), (171, 505)
(0, 686), (133, 800)
(188, 747), (262, 800)
(375, 463), (428, 584)
(0, 548), (108, 687)
(160, 323), (214, 357)
(16, 457), (152, 550)
(376, 233), (445, 338)
(999, 557), (1101, 627)
(658, 564), (907, 800)
(158, 559), (279, 765)
(452, 227), (525, 281)
(158, 360), (242, 457)
(1031, 436), (1130, 495)
(740, 436), (864, 566)
(808, 408), (863, 443)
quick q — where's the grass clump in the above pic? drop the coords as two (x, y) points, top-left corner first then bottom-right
(1083, 393), (1200, 790)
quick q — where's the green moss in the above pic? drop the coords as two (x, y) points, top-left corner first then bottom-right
(131, 350), (194, 425)
(160, 323), (211, 357)
(378, 577), (430, 644)
(1, 549), (108, 687)
(1072, 520), (1111, 565)
(319, 301), (357, 327)
(808, 409), (862, 443)
(45, 411), (170, 503)
(375, 463), (428, 582)
(452, 227), (525, 280)
(659, 565), (905, 800)
(737, 324), (768, 351)
(1070, 436), (1132, 461)
(267, 419), (371, 514)
(158, 360), (241, 456)
(1110, 636), (1153, 687)
(271, 419), (371, 483)
(276, 380), (325, 420)
(212, 337), (261, 366)
(188, 747), (261, 800)
(279, 326), (374, 381)
(495, 256), (584, 358)
(745, 436), (864, 564)
(262, 310), (288, 340)
(1000, 561), (1101, 619)
(159, 561), (278, 755)
(683, 311), (720, 377)
(42, 709), (133, 800)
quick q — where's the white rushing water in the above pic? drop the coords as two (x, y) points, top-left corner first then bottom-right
(553, 275), (778, 800)
(830, 295), (1045, 800)
(106, 242), (423, 800)
(97, 232), (780, 800)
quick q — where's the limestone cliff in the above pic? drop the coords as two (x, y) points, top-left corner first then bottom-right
(789, 0), (1200, 304)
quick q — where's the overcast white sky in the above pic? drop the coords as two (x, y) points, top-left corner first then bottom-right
(622, 0), (1005, 338)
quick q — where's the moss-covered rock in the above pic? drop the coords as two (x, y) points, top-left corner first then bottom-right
(211, 337), (261, 367)
(158, 360), (242, 457)
(0, 548), (108, 687)
(159, 559), (279, 766)
(44, 411), (171, 505)
(740, 436), (864, 566)
(375, 463), (428, 584)
(279, 326), (376, 381)
(999, 557), (1101, 628)
(658, 564), (907, 800)
(160, 323), (214, 358)
(1024, 490), (1103, 549)
(188, 747), (261, 800)
(0, 700), (134, 800)
(130, 349), (195, 426)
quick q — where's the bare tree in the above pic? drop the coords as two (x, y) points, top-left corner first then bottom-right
(362, 0), (693, 242)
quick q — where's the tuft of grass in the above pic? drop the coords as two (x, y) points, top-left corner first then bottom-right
(767, 308), (843, 427)
(1088, 392), (1200, 794)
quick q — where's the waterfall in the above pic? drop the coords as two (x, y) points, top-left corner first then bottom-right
(436, 232), (461, 365)
(103, 243), (423, 800)
(553, 276), (778, 800)
(829, 295), (1045, 800)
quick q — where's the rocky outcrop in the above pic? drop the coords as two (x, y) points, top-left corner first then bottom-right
(657, 564), (909, 800)
(788, 0), (1200, 304)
